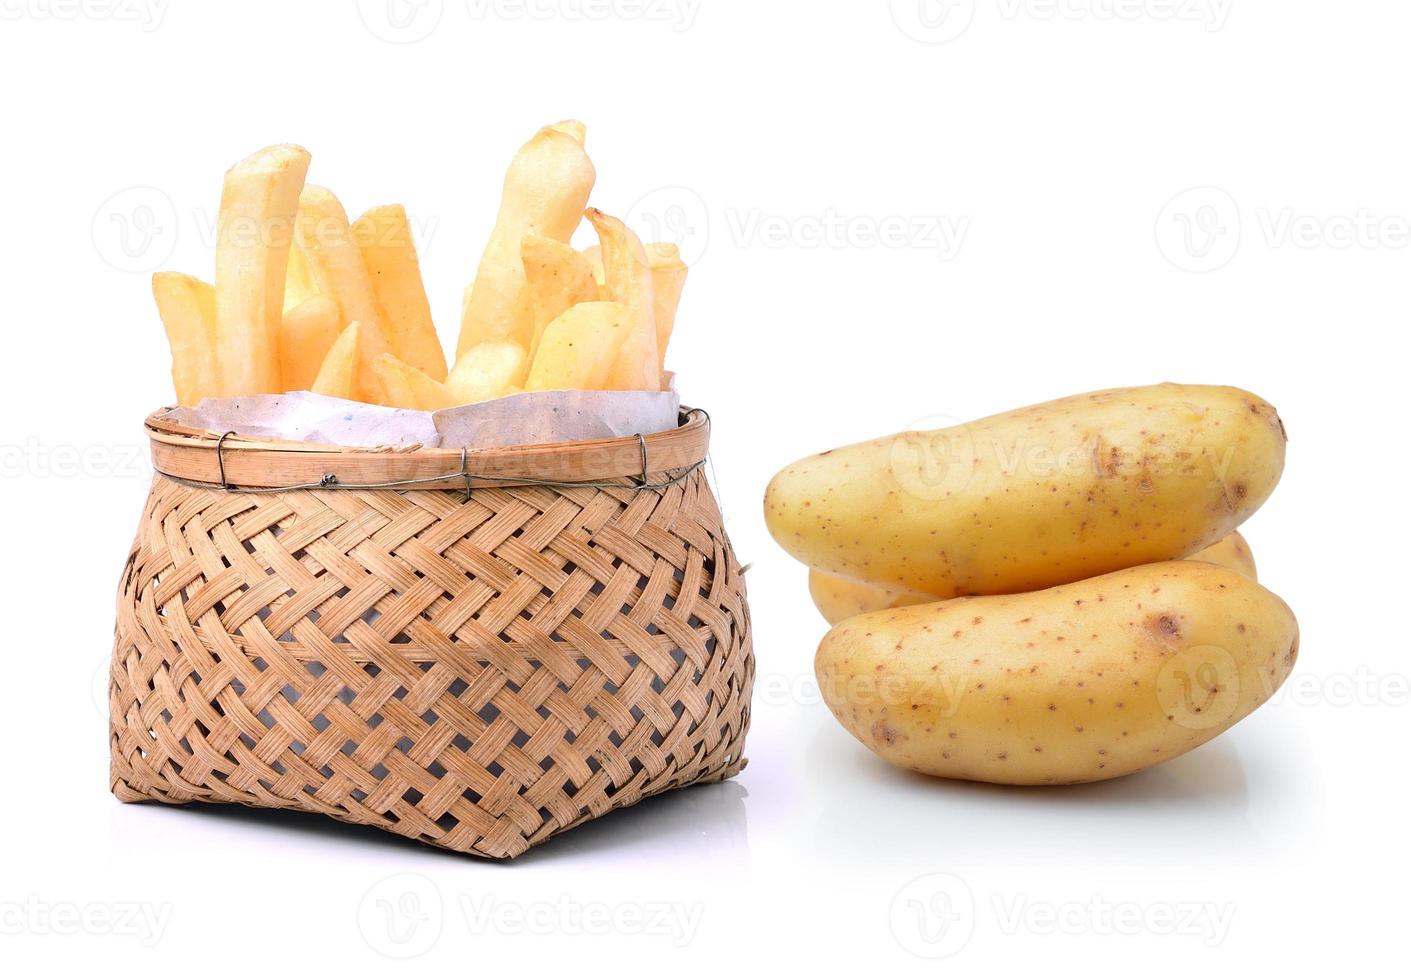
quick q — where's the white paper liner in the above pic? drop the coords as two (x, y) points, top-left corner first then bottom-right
(163, 387), (682, 450)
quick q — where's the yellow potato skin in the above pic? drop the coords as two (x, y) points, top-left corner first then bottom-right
(808, 530), (1259, 625)
(815, 561), (1298, 785)
(765, 384), (1286, 596)
(1187, 529), (1257, 580)
(808, 572), (942, 626)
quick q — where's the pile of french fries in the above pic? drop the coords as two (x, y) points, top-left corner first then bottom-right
(153, 121), (687, 410)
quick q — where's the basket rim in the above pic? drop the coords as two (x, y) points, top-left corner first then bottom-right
(145, 405), (711, 491)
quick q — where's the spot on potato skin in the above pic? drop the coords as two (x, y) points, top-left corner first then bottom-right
(872, 719), (906, 747)
(1144, 612), (1183, 645)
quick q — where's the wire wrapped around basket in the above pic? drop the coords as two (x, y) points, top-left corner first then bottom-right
(110, 408), (753, 858)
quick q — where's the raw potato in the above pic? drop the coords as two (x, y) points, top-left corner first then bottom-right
(1188, 530), (1257, 580)
(279, 295), (342, 392)
(213, 144), (311, 396)
(808, 530), (1259, 626)
(353, 204), (446, 382)
(151, 272), (217, 406)
(816, 561), (1299, 784)
(765, 384), (1286, 597)
(456, 122), (596, 358)
(809, 571), (936, 626)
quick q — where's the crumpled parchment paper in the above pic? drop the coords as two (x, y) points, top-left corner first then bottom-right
(163, 387), (682, 449)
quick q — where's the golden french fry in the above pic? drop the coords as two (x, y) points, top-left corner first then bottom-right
(584, 209), (659, 391)
(352, 204), (446, 382)
(521, 234), (599, 367)
(283, 241), (318, 313)
(525, 301), (628, 392)
(295, 185), (391, 402)
(580, 244), (605, 285)
(310, 321), (362, 400)
(371, 353), (453, 410)
(446, 341), (528, 404)
(646, 242), (686, 370)
(456, 122), (596, 358)
(152, 272), (218, 406)
(213, 144), (311, 395)
(279, 295), (342, 392)
(548, 119), (586, 144)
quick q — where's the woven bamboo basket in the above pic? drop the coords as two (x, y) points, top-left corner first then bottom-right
(110, 407), (753, 859)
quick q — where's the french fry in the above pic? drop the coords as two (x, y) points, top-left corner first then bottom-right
(284, 241), (318, 312)
(584, 209), (659, 391)
(295, 185), (391, 402)
(521, 234), (599, 367)
(525, 301), (628, 392)
(548, 119), (587, 144)
(152, 272), (218, 406)
(213, 144), (311, 395)
(353, 204), (447, 382)
(580, 244), (605, 285)
(446, 341), (528, 404)
(646, 242), (687, 370)
(456, 122), (596, 358)
(310, 321), (363, 401)
(371, 353), (453, 410)
(279, 295), (342, 392)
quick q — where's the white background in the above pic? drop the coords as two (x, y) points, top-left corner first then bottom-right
(1, 0), (1405, 973)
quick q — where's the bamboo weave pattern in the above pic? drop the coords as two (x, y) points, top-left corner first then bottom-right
(110, 455), (752, 859)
